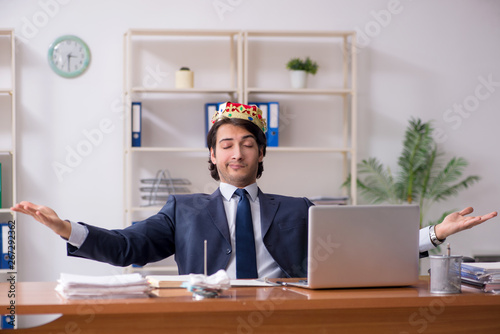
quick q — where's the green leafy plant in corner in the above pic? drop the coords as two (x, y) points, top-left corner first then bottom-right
(343, 118), (480, 229)
(286, 57), (318, 75)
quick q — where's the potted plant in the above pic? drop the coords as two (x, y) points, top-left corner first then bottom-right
(286, 57), (318, 89)
(343, 118), (480, 238)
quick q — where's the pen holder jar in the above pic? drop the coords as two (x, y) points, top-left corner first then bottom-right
(175, 67), (194, 89)
(429, 255), (462, 294)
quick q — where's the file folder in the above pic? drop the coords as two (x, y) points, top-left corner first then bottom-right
(1, 222), (9, 269)
(0, 223), (2, 269)
(1, 315), (14, 329)
(248, 102), (270, 143)
(248, 102), (268, 133)
(205, 103), (219, 137)
(267, 102), (279, 147)
(131, 102), (142, 147)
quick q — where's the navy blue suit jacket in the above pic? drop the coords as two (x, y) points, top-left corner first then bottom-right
(68, 188), (313, 278)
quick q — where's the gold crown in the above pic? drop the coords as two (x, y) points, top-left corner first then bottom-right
(211, 102), (267, 133)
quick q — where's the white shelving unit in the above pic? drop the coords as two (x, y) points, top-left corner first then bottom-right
(243, 30), (357, 204)
(0, 29), (16, 267)
(122, 29), (357, 274)
(123, 29), (243, 274)
(0, 29), (16, 330)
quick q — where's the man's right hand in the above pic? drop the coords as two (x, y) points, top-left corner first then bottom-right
(11, 201), (72, 239)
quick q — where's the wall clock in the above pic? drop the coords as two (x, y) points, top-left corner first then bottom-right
(48, 35), (91, 78)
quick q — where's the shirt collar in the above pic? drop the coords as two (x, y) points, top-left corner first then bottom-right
(220, 182), (258, 202)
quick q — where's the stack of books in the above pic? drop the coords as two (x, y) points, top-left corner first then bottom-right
(147, 274), (190, 288)
(56, 273), (152, 299)
(461, 262), (500, 293)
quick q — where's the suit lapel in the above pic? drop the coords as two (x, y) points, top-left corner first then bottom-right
(206, 188), (231, 245)
(258, 189), (280, 237)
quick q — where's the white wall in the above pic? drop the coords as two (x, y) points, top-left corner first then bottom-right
(0, 0), (499, 282)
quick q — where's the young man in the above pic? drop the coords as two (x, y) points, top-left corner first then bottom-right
(12, 102), (497, 279)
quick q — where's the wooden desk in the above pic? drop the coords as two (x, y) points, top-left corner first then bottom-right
(2, 278), (500, 333)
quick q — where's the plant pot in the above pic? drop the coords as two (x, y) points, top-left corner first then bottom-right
(289, 70), (308, 89)
(175, 69), (194, 88)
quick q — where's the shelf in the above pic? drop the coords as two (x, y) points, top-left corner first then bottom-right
(127, 29), (240, 37)
(130, 87), (239, 94)
(0, 209), (13, 214)
(246, 30), (356, 38)
(0, 90), (12, 95)
(128, 147), (352, 153)
(129, 206), (163, 213)
(129, 147), (207, 153)
(247, 88), (353, 95)
(268, 147), (352, 153)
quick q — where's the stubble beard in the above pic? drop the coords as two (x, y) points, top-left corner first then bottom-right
(218, 163), (257, 188)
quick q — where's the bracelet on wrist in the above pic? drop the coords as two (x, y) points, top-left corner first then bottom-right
(429, 225), (446, 246)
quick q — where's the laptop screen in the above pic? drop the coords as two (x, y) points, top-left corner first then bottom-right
(305, 205), (420, 289)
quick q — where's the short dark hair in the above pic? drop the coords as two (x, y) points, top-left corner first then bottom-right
(207, 117), (267, 181)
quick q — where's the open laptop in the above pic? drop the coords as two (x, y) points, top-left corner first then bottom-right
(288, 205), (420, 289)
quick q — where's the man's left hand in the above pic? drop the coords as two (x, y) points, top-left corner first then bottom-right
(435, 207), (497, 240)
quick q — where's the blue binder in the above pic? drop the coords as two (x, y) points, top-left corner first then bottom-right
(205, 102), (227, 144)
(0, 222), (9, 269)
(1, 315), (14, 329)
(248, 102), (269, 142)
(0, 162), (2, 208)
(205, 103), (219, 137)
(267, 102), (279, 147)
(0, 223), (2, 269)
(131, 102), (142, 147)
(0, 223), (9, 269)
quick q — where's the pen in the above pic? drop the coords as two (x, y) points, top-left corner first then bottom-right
(204, 240), (207, 276)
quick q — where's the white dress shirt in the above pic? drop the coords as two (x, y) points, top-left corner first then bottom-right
(419, 225), (435, 253)
(219, 182), (284, 279)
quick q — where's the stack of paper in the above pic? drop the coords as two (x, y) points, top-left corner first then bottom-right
(56, 273), (152, 299)
(461, 262), (500, 293)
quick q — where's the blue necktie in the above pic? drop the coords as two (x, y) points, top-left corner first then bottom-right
(235, 188), (258, 279)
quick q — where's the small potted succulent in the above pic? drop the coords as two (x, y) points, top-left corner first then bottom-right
(286, 57), (318, 89)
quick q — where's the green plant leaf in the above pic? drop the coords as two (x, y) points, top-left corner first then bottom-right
(426, 157), (480, 202)
(344, 117), (480, 228)
(396, 118), (434, 203)
(353, 158), (400, 204)
(286, 57), (318, 74)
